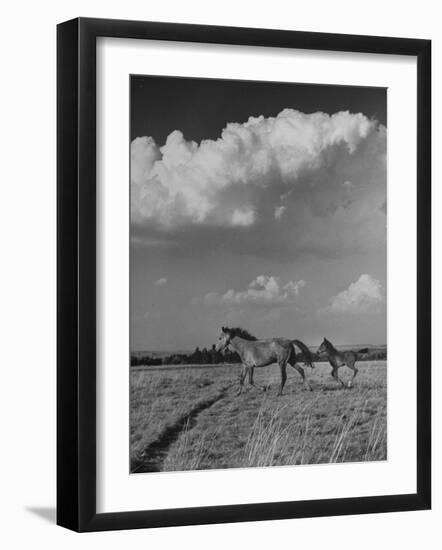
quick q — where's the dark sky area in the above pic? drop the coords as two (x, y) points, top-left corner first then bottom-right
(131, 75), (386, 144)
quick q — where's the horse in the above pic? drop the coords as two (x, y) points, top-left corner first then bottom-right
(215, 326), (315, 396)
(317, 337), (368, 388)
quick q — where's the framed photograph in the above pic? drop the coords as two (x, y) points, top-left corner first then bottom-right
(57, 17), (431, 532)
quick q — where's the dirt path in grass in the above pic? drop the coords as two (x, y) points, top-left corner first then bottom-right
(131, 384), (234, 473)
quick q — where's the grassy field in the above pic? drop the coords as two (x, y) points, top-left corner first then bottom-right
(130, 361), (387, 473)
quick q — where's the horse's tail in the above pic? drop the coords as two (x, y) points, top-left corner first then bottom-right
(292, 339), (315, 368)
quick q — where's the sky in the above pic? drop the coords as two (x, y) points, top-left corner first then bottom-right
(130, 76), (387, 351)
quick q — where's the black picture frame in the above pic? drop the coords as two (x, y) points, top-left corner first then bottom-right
(57, 17), (431, 532)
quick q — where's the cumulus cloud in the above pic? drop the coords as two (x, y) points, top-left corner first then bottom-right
(325, 274), (383, 314)
(231, 208), (255, 226)
(131, 109), (378, 230)
(154, 277), (167, 286)
(274, 205), (287, 220)
(204, 275), (306, 306)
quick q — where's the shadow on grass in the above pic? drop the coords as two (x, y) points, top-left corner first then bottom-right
(318, 385), (353, 392)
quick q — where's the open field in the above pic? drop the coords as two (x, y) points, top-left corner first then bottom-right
(130, 361), (387, 473)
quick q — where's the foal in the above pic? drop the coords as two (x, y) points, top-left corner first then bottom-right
(317, 337), (366, 388)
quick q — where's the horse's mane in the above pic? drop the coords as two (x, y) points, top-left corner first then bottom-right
(224, 326), (258, 341)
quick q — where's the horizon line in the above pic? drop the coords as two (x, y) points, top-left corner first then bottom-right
(131, 342), (388, 353)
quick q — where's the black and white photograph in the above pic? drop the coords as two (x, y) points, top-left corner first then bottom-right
(0, 0), (435, 542)
(129, 76), (387, 473)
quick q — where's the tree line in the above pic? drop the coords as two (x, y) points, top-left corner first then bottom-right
(130, 345), (240, 367)
(130, 345), (387, 367)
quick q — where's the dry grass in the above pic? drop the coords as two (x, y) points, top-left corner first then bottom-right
(130, 365), (232, 469)
(130, 361), (387, 472)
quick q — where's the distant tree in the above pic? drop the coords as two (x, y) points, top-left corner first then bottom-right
(221, 349), (240, 363)
(130, 354), (162, 367)
(210, 344), (221, 364)
(191, 347), (202, 364)
(201, 347), (210, 364)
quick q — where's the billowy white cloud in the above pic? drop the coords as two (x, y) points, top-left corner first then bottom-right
(231, 208), (255, 226)
(204, 275), (306, 306)
(325, 274), (383, 314)
(154, 277), (167, 286)
(131, 109), (379, 230)
(274, 205), (287, 220)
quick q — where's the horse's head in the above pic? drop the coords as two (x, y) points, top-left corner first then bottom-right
(317, 338), (328, 356)
(215, 326), (233, 352)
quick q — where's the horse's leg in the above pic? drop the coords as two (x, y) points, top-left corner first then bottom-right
(346, 359), (359, 388)
(248, 366), (266, 392)
(277, 362), (287, 397)
(289, 363), (312, 391)
(248, 366), (254, 385)
(332, 366), (346, 388)
(236, 365), (248, 396)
